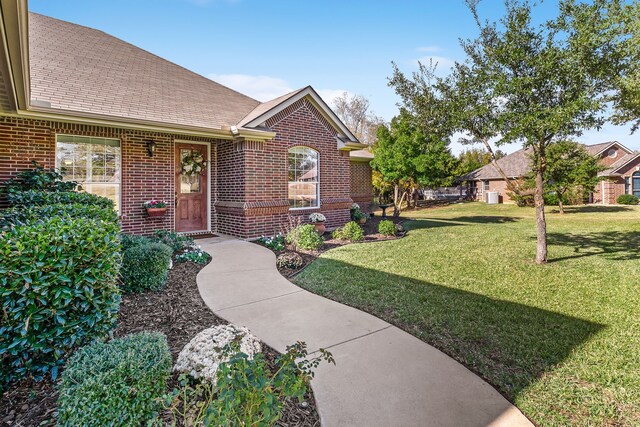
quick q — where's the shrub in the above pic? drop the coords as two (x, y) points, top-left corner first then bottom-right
(152, 230), (194, 253)
(332, 221), (364, 242)
(57, 332), (172, 427)
(164, 342), (334, 427)
(120, 233), (153, 251)
(0, 216), (121, 386)
(617, 194), (639, 205)
(350, 204), (366, 222)
(276, 252), (304, 269)
(286, 224), (323, 251)
(378, 220), (396, 236)
(175, 247), (210, 265)
(6, 190), (114, 210)
(2, 161), (79, 196)
(0, 203), (118, 228)
(120, 242), (173, 293)
(256, 234), (285, 252)
(543, 192), (570, 206)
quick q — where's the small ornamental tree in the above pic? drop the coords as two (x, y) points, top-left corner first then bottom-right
(543, 141), (604, 214)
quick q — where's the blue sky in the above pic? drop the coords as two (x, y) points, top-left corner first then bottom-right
(30, 0), (637, 154)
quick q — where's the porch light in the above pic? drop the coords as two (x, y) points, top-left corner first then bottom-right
(146, 140), (157, 157)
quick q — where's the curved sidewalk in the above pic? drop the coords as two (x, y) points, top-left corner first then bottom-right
(197, 237), (532, 427)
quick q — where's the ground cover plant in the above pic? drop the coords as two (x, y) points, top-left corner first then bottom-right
(294, 202), (640, 426)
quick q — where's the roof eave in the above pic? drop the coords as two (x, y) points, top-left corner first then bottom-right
(14, 106), (276, 140)
(0, 0), (30, 110)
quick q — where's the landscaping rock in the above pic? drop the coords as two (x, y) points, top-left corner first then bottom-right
(395, 223), (405, 233)
(174, 324), (261, 380)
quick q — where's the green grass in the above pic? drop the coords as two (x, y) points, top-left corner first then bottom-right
(294, 202), (640, 426)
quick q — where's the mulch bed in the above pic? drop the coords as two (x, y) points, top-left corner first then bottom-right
(269, 214), (407, 278)
(1, 260), (320, 427)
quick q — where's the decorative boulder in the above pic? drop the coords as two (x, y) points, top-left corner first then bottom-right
(174, 324), (261, 380)
(395, 223), (405, 233)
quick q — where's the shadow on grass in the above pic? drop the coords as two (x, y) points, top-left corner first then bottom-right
(295, 259), (604, 405)
(406, 215), (521, 230)
(547, 231), (640, 261)
(559, 205), (634, 214)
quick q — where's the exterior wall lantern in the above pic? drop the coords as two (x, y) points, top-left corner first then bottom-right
(146, 140), (157, 157)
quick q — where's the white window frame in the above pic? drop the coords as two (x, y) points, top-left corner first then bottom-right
(288, 146), (320, 210)
(55, 134), (122, 211)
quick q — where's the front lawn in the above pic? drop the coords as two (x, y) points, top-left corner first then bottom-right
(294, 202), (640, 426)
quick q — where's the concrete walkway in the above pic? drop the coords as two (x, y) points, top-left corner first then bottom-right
(197, 237), (533, 427)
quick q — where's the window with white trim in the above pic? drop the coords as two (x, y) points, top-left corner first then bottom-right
(288, 146), (319, 209)
(55, 135), (121, 211)
(483, 180), (490, 191)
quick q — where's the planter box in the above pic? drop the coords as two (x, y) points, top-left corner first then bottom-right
(146, 207), (167, 217)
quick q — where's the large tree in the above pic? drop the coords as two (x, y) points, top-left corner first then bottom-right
(542, 141), (604, 214)
(457, 147), (506, 176)
(372, 111), (457, 214)
(391, 0), (618, 264)
(333, 92), (386, 146)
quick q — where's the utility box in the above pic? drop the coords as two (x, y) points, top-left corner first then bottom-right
(486, 191), (499, 204)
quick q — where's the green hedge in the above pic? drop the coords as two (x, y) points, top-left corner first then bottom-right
(332, 221), (365, 242)
(0, 216), (121, 386)
(617, 194), (639, 205)
(120, 242), (173, 293)
(0, 203), (118, 228)
(121, 233), (153, 251)
(378, 220), (396, 236)
(286, 224), (324, 250)
(57, 332), (172, 427)
(6, 190), (114, 210)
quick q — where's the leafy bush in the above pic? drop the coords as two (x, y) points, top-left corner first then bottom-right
(332, 221), (365, 242)
(2, 161), (79, 196)
(350, 204), (366, 222)
(256, 234), (285, 252)
(543, 192), (570, 206)
(57, 332), (172, 427)
(617, 194), (639, 205)
(0, 216), (121, 386)
(6, 190), (114, 210)
(276, 252), (304, 269)
(120, 242), (173, 293)
(0, 203), (118, 228)
(120, 233), (153, 251)
(164, 342), (334, 427)
(175, 247), (210, 265)
(152, 230), (194, 253)
(378, 220), (396, 236)
(286, 224), (324, 251)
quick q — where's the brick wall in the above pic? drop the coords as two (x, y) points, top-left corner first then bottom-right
(350, 161), (373, 212)
(0, 115), (219, 235)
(215, 98), (352, 238)
(473, 179), (518, 203)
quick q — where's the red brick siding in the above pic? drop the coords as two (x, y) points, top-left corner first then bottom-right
(598, 145), (626, 167)
(0, 116), (219, 235)
(472, 179), (518, 203)
(215, 98), (352, 238)
(350, 161), (373, 212)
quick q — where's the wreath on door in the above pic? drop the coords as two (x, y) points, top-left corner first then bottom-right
(181, 151), (206, 183)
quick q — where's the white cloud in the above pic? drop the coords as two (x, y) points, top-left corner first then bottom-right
(208, 74), (294, 101)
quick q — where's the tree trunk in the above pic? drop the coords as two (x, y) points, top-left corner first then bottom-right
(558, 189), (565, 215)
(534, 168), (548, 264)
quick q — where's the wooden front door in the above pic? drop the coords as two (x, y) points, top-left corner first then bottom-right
(175, 143), (208, 232)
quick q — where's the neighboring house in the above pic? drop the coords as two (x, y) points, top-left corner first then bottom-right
(0, 2), (368, 238)
(464, 141), (640, 205)
(349, 149), (374, 212)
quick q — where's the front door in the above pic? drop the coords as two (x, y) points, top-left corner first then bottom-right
(175, 142), (208, 232)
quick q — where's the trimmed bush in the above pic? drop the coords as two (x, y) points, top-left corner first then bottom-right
(152, 230), (194, 253)
(120, 242), (173, 293)
(378, 220), (396, 236)
(332, 221), (364, 242)
(120, 233), (153, 251)
(276, 252), (304, 269)
(2, 161), (79, 196)
(286, 224), (324, 251)
(0, 216), (121, 386)
(0, 203), (118, 228)
(617, 194), (639, 205)
(6, 190), (114, 210)
(57, 332), (172, 427)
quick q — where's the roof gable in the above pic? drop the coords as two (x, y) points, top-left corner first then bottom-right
(238, 86), (362, 148)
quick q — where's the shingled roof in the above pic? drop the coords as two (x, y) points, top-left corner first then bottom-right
(464, 148), (533, 180)
(28, 12), (262, 130)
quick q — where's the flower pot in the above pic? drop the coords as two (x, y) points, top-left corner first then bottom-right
(146, 207), (167, 217)
(358, 217), (367, 224)
(313, 222), (326, 234)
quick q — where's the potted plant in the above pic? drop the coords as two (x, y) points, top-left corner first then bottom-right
(144, 199), (168, 217)
(308, 212), (327, 234)
(350, 203), (367, 224)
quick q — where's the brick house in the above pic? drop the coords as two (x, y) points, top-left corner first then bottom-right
(349, 149), (374, 213)
(464, 141), (640, 205)
(0, 4), (370, 238)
